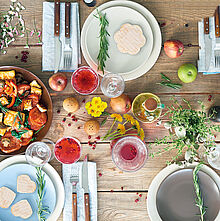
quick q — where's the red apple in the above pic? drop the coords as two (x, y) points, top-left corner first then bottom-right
(164, 40), (184, 58)
(48, 73), (67, 92)
(110, 94), (131, 114)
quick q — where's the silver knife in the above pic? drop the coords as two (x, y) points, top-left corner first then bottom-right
(54, 0), (62, 73)
(204, 17), (212, 71)
(82, 155), (90, 221)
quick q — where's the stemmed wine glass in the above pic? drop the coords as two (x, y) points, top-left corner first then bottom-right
(25, 138), (54, 167)
(101, 73), (125, 98)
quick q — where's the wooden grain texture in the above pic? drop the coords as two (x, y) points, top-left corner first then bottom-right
(1, 0), (220, 220)
(1, 47), (220, 95)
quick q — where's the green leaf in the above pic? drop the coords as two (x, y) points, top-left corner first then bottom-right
(101, 118), (107, 126)
(13, 95), (22, 107)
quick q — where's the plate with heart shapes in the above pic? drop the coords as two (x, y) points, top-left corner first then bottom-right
(0, 163), (56, 221)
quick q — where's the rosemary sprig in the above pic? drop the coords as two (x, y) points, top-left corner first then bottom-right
(94, 10), (110, 75)
(193, 163), (206, 221)
(158, 73), (182, 89)
(0, 103), (9, 113)
(36, 167), (50, 221)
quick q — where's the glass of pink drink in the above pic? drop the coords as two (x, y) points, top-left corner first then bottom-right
(112, 136), (147, 172)
(71, 66), (99, 95)
(54, 137), (81, 164)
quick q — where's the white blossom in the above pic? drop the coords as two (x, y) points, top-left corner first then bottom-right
(175, 126), (186, 138)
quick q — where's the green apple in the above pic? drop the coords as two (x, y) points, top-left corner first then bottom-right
(178, 63), (197, 83)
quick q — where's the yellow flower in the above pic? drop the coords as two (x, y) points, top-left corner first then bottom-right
(117, 124), (126, 134)
(123, 114), (135, 124)
(100, 101), (107, 112)
(87, 108), (95, 115)
(85, 101), (92, 110)
(139, 128), (145, 140)
(93, 110), (102, 117)
(134, 120), (140, 132)
(91, 97), (102, 106)
(111, 114), (123, 122)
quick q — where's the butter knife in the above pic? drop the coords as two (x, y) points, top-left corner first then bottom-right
(204, 17), (212, 71)
(82, 155), (90, 221)
(54, 0), (62, 73)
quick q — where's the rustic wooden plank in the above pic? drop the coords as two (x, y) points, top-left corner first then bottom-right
(1, 47), (220, 94)
(45, 93), (220, 143)
(56, 192), (149, 221)
(0, 0), (219, 46)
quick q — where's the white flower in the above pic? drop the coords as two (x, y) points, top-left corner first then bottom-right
(175, 126), (186, 138)
(164, 122), (171, 130)
(16, 7), (20, 12)
(11, 0), (17, 2)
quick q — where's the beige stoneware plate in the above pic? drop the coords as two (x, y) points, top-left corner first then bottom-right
(85, 6), (153, 75)
(81, 0), (162, 81)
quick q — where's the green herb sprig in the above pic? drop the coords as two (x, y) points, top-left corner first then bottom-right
(36, 167), (50, 221)
(149, 98), (220, 164)
(94, 10), (110, 75)
(0, 103), (9, 113)
(193, 163), (207, 221)
(157, 73), (182, 89)
(13, 96), (22, 107)
(11, 129), (28, 140)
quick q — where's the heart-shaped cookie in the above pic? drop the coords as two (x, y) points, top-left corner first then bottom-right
(0, 186), (16, 208)
(17, 175), (36, 193)
(11, 199), (33, 219)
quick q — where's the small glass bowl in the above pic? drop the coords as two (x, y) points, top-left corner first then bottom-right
(112, 136), (147, 172)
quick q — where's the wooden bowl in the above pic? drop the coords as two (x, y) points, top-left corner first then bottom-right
(0, 66), (53, 156)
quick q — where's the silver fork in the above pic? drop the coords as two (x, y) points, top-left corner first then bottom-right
(70, 174), (79, 221)
(64, 2), (72, 70)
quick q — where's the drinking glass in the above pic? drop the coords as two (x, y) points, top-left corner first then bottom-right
(112, 136), (147, 172)
(101, 73), (125, 98)
(71, 66), (99, 95)
(207, 144), (220, 170)
(54, 137), (82, 164)
(25, 139), (54, 167)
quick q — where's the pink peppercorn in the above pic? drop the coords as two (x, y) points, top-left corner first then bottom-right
(68, 123), (71, 127)
(135, 199), (139, 203)
(98, 172), (102, 177)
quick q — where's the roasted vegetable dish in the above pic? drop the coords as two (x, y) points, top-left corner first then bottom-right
(0, 70), (47, 153)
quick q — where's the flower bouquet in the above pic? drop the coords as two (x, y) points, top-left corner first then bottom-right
(150, 98), (220, 164)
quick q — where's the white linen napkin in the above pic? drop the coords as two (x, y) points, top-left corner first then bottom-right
(42, 2), (81, 72)
(198, 17), (220, 74)
(62, 162), (97, 221)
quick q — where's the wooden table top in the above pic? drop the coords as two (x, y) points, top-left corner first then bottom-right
(0, 0), (220, 220)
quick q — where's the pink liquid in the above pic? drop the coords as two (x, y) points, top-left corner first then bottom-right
(120, 143), (137, 160)
(72, 67), (99, 94)
(54, 137), (81, 164)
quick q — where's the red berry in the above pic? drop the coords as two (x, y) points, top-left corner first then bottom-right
(135, 199), (139, 203)
(110, 190), (114, 192)
(15, 56), (18, 59)
(98, 172), (102, 177)
(208, 98), (212, 102)
(68, 113), (71, 117)
(139, 194), (142, 197)
(57, 110), (60, 114)
(82, 99), (86, 103)
(88, 141), (92, 146)
(75, 119), (78, 122)
(136, 192), (139, 195)
(93, 144), (96, 148)
(68, 123), (71, 127)
(62, 118), (66, 123)
(88, 135), (91, 139)
(92, 147), (96, 150)
(121, 186), (124, 190)
(77, 126), (81, 129)
(160, 22), (166, 27)
(96, 136), (100, 140)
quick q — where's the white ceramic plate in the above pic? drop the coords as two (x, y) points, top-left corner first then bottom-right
(85, 6), (153, 75)
(81, 0), (162, 81)
(0, 156), (65, 221)
(147, 163), (220, 221)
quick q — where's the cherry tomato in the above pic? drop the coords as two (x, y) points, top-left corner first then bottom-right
(0, 132), (22, 153)
(17, 84), (31, 96)
(27, 94), (39, 107)
(28, 107), (47, 131)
